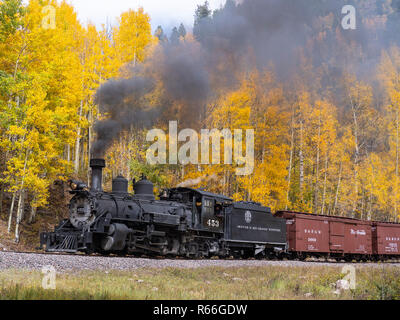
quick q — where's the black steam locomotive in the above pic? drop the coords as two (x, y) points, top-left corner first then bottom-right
(40, 159), (287, 258)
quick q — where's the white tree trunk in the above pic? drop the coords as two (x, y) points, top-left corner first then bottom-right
(320, 154), (328, 215)
(314, 108), (321, 212)
(14, 151), (29, 241)
(286, 113), (295, 210)
(299, 121), (304, 201)
(28, 198), (37, 224)
(15, 189), (25, 243)
(352, 107), (360, 217)
(7, 192), (17, 233)
(74, 100), (83, 173)
(333, 161), (342, 216)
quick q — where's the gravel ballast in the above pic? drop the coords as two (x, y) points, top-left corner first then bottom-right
(1, 251), (400, 272)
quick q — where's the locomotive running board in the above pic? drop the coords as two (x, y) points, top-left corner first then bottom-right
(45, 249), (79, 253)
(225, 239), (286, 246)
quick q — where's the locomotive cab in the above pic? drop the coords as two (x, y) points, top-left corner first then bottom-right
(164, 187), (232, 232)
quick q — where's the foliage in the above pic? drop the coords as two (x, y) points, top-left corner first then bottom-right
(1, 266), (400, 300)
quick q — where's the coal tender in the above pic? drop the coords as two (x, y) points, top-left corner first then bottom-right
(40, 158), (287, 258)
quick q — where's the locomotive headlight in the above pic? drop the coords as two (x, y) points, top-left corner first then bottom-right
(68, 179), (87, 191)
(69, 196), (96, 229)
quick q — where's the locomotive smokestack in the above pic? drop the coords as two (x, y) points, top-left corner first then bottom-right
(90, 159), (105, 192)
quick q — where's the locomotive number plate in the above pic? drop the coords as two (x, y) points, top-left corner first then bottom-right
(206, 219), (220, 228)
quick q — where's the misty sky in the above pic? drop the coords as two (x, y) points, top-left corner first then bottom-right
(65, 0), (227, 33)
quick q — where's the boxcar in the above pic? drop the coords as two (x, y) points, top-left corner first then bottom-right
(372, 222), (400, 256)
(276, 211), (372, 259)
(275, 211), (330, 255)
(337, 217), (372, 256)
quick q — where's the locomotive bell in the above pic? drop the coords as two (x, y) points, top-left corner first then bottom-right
(112, 175), (128, 193)
(134, 175), (155, 200)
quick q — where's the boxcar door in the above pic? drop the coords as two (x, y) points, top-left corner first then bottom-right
(329, 221), (344, 252)
(344, 223), (371, 254)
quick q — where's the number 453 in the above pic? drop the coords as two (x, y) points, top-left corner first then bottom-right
(207, 219), (220, 228)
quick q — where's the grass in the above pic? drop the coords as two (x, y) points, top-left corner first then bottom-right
(0, 266), (400, 300)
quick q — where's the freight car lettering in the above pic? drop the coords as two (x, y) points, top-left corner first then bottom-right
(304, 229), (322, 234)
(350, 229), (366, 236)
(386, 237), (400, 241)
(357, 245), (365, 251)
(386, 243), (398, 252)
(307, 238), (317, 242)
(236, 225), (281, 232)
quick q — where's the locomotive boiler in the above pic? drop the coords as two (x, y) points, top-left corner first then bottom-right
(40, 159), (287, 258)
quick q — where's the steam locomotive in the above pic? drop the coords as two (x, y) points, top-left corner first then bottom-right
(40, 159), (287, 258)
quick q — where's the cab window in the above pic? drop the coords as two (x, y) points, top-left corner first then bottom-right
(203, 198), (214, 215)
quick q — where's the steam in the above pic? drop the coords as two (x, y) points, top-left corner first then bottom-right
(177, 174), (218, 188)
(92, 0), (400, 157)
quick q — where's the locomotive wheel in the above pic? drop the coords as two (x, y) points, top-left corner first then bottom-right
(97, 249), (110, 256)
(232, 252), (242, 259)
(297, 253), (306, 261)
(116, 250), (127, 257)
(84, 248), (95, 255)
(256, 252), (266, 260)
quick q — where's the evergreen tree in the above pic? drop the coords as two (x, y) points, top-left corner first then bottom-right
(392, 0), (400, 11)
(169, 26), (180, 45)
(178, 23), (186, 38)
(193, 1), (212, 42)
(154, 25), (167, 42)
(386, 0), (400, 45)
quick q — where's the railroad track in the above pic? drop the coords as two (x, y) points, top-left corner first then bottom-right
(1, 250), (400, 272)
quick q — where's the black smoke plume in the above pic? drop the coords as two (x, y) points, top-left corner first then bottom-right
(92, 0), (400, 157)
(92, 77), (157, 157)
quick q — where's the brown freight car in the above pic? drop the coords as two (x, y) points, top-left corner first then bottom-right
(275, 211), (330, 256)
(372, 222), (400, 257)
(275, 211), (372, 261)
